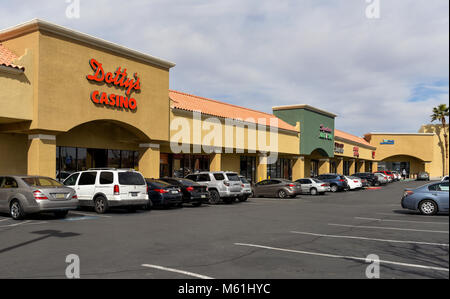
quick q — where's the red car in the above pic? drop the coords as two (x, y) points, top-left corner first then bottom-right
(375, 171), (395, 182)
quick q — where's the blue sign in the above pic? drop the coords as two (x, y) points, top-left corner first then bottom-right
(380, 140), (395, 145)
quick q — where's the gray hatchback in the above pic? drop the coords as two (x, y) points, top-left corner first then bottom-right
(0, 176), (78, 220)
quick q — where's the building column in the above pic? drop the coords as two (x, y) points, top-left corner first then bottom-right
(319, 159), (330, 175)
(139, 143), (160, 179)
(256, 154), (267, 182)
(209, 151), (222, 172)
(372, 161), (379, 172)
(27, 134), (56, 178)
(348, 159), (355, 175)
(292, 156), (305, 181)
(357, 160), (365, 173)
(336, 158), (344, 175)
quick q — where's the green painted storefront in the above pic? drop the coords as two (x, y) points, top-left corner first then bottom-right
(273, 105), (336, 157)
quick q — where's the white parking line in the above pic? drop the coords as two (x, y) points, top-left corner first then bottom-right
(234, 243), (449, 272)
(0, 220), (48, 228)
(355, 217), (449, 225)
(328, 223), (449, 234)
(377, 212), (449, 218)
(290, 231), (449, 247)
(0, 219), (10, 222)
(142, 264), (214, 279)
(70, 212), (111, 218)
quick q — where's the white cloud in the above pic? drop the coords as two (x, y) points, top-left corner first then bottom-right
(0, 0), (448, 135)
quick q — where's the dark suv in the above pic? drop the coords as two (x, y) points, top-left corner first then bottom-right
(354, 172), (380, 186)
(315, 174), (349, 192)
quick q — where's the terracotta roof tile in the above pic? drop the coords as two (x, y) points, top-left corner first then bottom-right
(169, 90), (298, 132)
(335, 129), (375, 148)
(0, 43), (24, 71)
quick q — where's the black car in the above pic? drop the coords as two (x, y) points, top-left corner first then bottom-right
(354, 172), (380, 186)
(146, 179), (183, 208)
(159, 177), (209, 207)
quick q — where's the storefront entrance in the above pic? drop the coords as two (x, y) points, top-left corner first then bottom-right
(379, 161), (410, 177)
(56, 146), (139, 181)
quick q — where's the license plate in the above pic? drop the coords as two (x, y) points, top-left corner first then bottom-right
(171, 191), (178, 194)
(201, 195), (206, 198)
(131, 192), (138, 197)
(55, 194), (66, 199)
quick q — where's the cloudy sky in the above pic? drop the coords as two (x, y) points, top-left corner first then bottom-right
(1, 0), (448, 136)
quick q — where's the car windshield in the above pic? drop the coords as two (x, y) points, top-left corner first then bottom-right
(178, 179), (197, 186)
(148, 180), (171, 188)
(240, 177), (249, 184)
(226, 173), (240, 181)
(22, 177), (63, 187)
(118, 172), (145, 185)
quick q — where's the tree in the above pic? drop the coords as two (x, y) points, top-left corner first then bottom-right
(431, 104), (449, 175)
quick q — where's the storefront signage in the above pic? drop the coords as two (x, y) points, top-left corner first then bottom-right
(334, 142), (344, 154)
(353, 146), (360, 158)
(319, 124), (333, 140)
(380, 139), (394, 145)
(87, 58), (141, 111)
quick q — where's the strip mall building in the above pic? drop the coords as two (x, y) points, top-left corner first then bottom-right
(1, 20), (448, 181)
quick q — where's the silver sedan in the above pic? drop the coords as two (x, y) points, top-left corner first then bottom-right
(296, 178), (331, 195)
(0, 176), (78, 220)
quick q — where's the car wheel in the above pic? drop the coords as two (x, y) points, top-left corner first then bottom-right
(310, 188), (318, 196)
(94, 196), (108, 214)
(145, 201), (153, 210)
(10, 200), (25, 220)
(209, 190), (221, 205)
(238, 195), (248, 202)
(330, 185), (338, 193)
(54, 210), (69, 218)
(419, 200), (438, 216)
(278, 190), (288, 199)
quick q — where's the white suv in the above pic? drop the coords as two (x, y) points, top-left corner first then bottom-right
(63, 168), (149, 214)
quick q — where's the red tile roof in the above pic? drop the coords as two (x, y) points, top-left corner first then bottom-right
(335, 129), (375, 148)
(169, 90), (298, 132)
(0, 43), (24, 71)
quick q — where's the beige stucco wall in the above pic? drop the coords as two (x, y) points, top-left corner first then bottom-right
(170, 109), (300, 155)
(33, 31), (170, 142)
(419, 124), (449, 177)
(1, 32), (38, 123)
(334, 138), (376, 161)
(0, 133), (28, 174)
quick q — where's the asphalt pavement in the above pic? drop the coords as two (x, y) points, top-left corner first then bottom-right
(0, 180), (448, 279)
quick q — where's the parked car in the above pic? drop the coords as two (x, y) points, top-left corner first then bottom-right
(417, 171), (430, 181)
(375, 171), (395, 182)
(238, 176), (253, 202)
(295, 178), (330, 195)
(373, 172), (388, 185)
(315, 174), (349, 192)
(63, 169), (149, 214)
(56, 171), (72, 182)
(401, 181), (449, 215)
(146, 179), (183, 208)
(354, 172), (380, 186)
(442, 176), (449, 182)
(0, 176), (78, 220)
(345, 176), (363, 190)
(252, 179), (302, 198)
(185, 171), (243, 204)
(159, 177), (209, 207)
(392, 171), (401, 181)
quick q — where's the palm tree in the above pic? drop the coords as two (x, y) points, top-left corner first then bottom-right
(431, 104), (449, 175)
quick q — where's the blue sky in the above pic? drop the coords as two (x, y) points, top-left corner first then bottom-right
(0, 0), (448, 135)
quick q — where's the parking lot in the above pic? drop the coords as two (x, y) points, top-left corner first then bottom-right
(0, 180), (448, 279)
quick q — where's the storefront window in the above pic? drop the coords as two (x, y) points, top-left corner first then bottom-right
(268, 158), (292, 180)
(56, 147), (139, 180)
(170, 154), (210, 178)
(108, 150), (121, 169)
(240, 156), (256, 182)
(343, 160), (350, 176)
